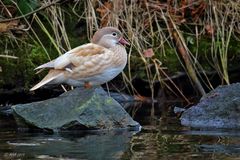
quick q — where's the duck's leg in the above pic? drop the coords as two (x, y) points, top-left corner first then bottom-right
(84, 82), (92, 89)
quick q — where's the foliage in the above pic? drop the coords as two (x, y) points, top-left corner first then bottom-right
(17, 0), (39, 15)
(84, 0), (240, 99)
(2, 0), (39, 15)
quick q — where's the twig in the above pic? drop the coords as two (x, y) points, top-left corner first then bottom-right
(0, 55), (18, 59)
(168, 15), (206, 96)
(0, 0), (63, 23)
(0, 0), (13, 18)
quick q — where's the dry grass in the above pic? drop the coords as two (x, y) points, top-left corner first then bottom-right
(1, 0), (240, 102)
(81, 0), (240, 102)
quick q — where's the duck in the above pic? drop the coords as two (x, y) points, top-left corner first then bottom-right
(30, 27), (129, 91)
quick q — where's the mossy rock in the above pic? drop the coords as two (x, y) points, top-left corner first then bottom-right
(12, 87), (140, 131)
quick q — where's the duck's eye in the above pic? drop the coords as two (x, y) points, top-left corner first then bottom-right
(112, 32), (117, 36)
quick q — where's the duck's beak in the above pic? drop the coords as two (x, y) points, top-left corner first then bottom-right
(119, 37), (130, 46)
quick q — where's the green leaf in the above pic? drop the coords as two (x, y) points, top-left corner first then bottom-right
(2, 0), (13, 5)
(18, 0), (39, 15)
(186, 36), (194, 45)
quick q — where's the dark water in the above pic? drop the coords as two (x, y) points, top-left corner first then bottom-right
(1, 103), (240, 160)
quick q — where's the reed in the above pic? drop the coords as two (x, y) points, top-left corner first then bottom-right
(83, 0), (240, 101)
(1, 0), (239, 102)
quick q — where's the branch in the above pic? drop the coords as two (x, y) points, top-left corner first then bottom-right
(168, 15), (206, 96)
(0, 0), (63, 23)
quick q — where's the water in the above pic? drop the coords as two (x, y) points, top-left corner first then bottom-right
(1, 104), (240, 160)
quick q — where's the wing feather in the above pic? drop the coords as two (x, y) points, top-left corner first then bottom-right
(34, 43), (109, 71)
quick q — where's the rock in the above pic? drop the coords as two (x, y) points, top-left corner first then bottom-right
(173, 106), (186, 114)
(12, 87), (140, 131)
(0, 105), (12, 116)
(180, 83), (240, 129)
(109, 92), (136, 103)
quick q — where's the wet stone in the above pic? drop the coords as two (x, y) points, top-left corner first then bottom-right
(12, 87), (140, 131)
(180, 83), (240, 129)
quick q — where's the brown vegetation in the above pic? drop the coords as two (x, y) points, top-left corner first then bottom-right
(1, 0), (240, 103)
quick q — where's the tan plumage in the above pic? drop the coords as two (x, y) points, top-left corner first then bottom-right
(30, 27), (129, 91)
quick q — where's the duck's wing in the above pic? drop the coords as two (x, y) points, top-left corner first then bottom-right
(34, 43), (111, 71)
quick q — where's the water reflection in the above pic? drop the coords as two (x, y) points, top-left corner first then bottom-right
(0, 128), (138, 159)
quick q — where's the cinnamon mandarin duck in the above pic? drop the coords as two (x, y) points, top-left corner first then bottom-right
(30, 27), (129, 91)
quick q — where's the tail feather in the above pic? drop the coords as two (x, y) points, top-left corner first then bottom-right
(34, 60), (55, 70)
(30, 70), (63, 91)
